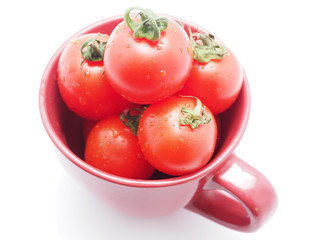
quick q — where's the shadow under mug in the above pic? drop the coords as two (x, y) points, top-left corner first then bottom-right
(39, 15), (277, 232)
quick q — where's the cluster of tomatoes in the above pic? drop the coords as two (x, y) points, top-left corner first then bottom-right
(57, 7), (243, 179)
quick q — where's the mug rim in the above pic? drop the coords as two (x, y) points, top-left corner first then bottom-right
(39, 15), (250, 188)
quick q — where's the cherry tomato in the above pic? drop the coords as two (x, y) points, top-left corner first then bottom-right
(85, 115), (155, 179)
(178, 31), (243, 114)
(103, 7), (193, 104)
(137, 96), (217, 176)
(57, 33), (132, 120)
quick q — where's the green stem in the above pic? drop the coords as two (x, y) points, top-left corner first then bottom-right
(80, 35), (107, 63)
(179, 96), (212, 129)
(124, 6), (168, 41)
(120, 108), (145, 136)
(189, 28), (227, 63)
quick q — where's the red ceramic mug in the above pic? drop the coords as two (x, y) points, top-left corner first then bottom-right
(39, 15), (277, 232)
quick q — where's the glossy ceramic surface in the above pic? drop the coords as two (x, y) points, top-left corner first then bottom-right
(39, 15), (277, 232)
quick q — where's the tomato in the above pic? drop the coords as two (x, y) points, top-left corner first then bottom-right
(178, 31), (243, 114)
(137, 96), (217, 176)
(84, 115), (155, 179)
(103, 7), (193, 104)
(57, 33), (132, 120)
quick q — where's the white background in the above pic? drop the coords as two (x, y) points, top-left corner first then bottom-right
(1, 0), (320, 239)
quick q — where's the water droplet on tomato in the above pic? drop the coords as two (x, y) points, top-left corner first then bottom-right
(72, 82), (80, 89)
(156, 45), (162, 50)
(103, 155), (107, 159)
(164, 117), (168, 121)
(111, 128), (120, 138)
(73, 40), (80, 45)
(126, 44), (130, 48)
(79, 97), (87, 105)
(160, 70), (166, 77)
(187, 47), (192, 55)
(150, 114), (156, 118)
(99, 142), (103, 147)
(152, 150), (156, 155)
(106, 141), (111, 146)
(178, 137), (184, 143)
(145, 141), (149, 149)
(152, 59), (157, 64)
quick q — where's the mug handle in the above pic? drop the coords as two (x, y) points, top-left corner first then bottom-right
(185, 154), (278, 232)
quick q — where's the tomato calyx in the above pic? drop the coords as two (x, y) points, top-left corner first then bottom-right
(124, 6), (168, 41)
(120, 108), (146, 136)
(189, 28), (227, 63)
(179, 97), (212, 129)
(80, 34), (107, 66)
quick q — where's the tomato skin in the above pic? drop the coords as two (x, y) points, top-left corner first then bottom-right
(57, 34), (132, 120)
(84, 115), (155, 179)
(178, 50), (243, 114)
(103, 19), (193, 104)
(137, 96), (217, 176)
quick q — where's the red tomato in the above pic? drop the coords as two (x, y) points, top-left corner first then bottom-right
(57, 33), (132, 120)
(103, 9), (193, 104)
(85, 115), (155, 179)
(178, 31), (243, 114)
(137, 96), (217, 176)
